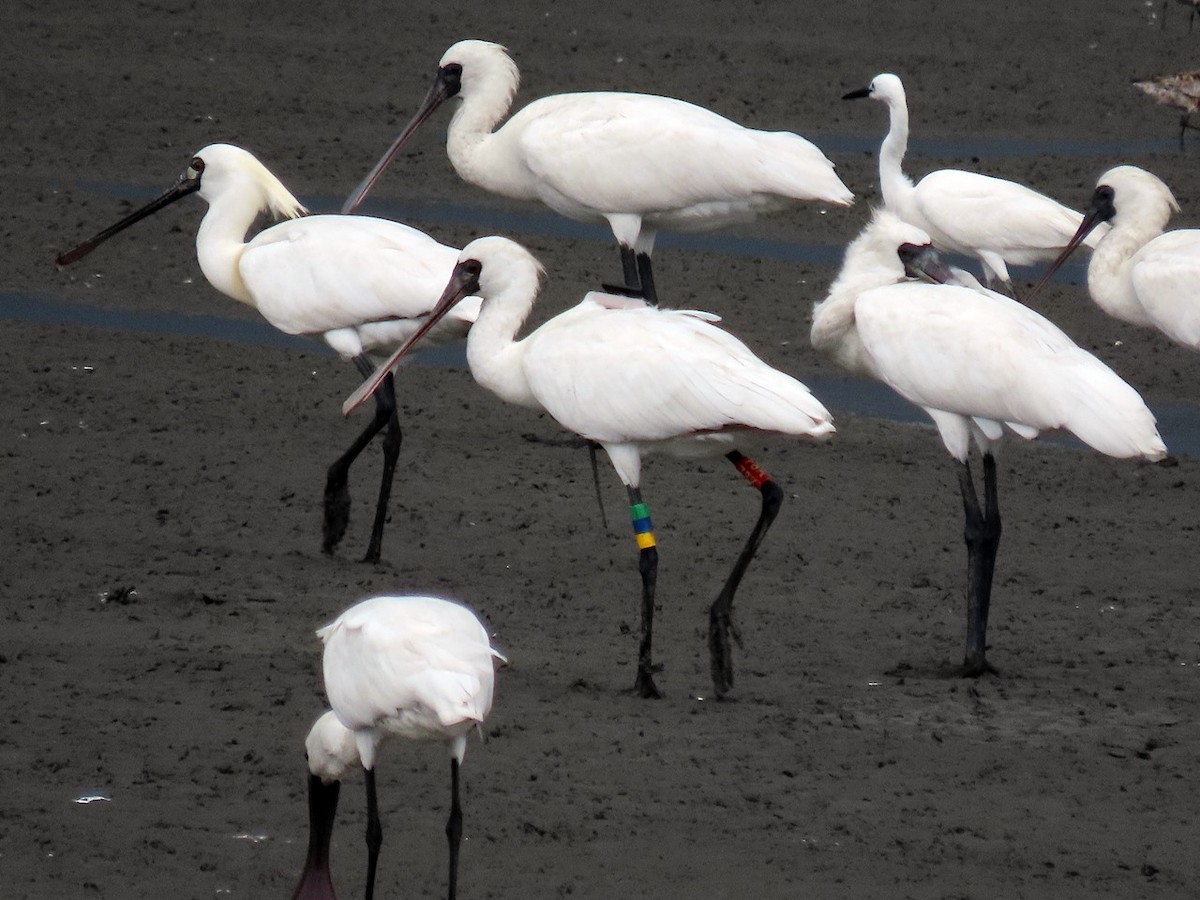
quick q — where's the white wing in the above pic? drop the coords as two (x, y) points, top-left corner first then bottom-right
(240, 215), (461, 335)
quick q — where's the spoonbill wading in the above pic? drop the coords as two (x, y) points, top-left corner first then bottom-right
(314, 595), (503, 900)
(343, 236), (834, 698)
(842, 73), (1106, 297)
(55, 144), (480, 563)
(342, 39), (853, 304)
(1032, 166), (1200, 352)
(811, 210), (1166, 675)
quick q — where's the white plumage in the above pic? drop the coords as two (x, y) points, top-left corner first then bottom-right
(812, 209), (1165, 674)
(344, 235), (833, 699)
(844, 73), (1105, 293)
(1035, 165), (1200, 350)
(344, 40), (852, 299)
(319, 595), (500, 768)
(56, 143), (481, 562)
(316, 594), (502, 900)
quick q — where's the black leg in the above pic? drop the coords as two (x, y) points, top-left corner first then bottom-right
(958, 453), (1002, 677)
(627, 486), (662, 698)
(361, 373), (402, 564)
(323, 355), (400, 563)
(446, 758), (462, 900)
(587, 442), (609, 530)
(620, 245), (639, 291)
(363, 766), (382, 900)
(635, 252), (658, 306)
(603, 246), (657, 305)
(709, 451), (784, 698)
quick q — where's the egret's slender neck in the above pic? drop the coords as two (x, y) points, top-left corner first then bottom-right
(877, 93), (915, 211)
(465, 269), (543, 410)
(195, 187), (262, 306)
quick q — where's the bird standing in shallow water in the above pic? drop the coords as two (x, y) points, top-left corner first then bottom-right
(1032, 165), (1200, 351)
(342, 39), (853, 304)
(843, 73), (1106, 297)
(344, 236), (834, 699)
(317, 595), (503, 900)
(55, 144), (480, 563)
(812, 210), (1166, 675)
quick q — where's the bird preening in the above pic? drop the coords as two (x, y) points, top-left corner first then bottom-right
(812, 210), (1166, 675)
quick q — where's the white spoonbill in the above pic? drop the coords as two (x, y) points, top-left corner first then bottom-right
(342, 39), (854, 304)
(55, 144), (480, 563)
(811, 210), (1166, 675)
(1032, 166), (1200, 351)
(289, 710), (360, 900)
(842, 73), (1105, 296)
(319, 594), (503, 900)
(344, 236), (835, 698)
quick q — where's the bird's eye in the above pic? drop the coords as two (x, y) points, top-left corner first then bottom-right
(190, 157), (205, 174)
(440, 63), (464, 95)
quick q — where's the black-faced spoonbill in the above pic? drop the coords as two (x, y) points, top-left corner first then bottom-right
(1032, 166), (1200, 350)
(342, 39), (854, 304)
(343, 236), (835, 698)
(55, 144), (480, 564)
(318, 594), (503, 900)
(290, 710), (359, 900)
(811, 210), (1166, 675)
(842, 73), (1105, 297)
(1133, 70), (1200, 148)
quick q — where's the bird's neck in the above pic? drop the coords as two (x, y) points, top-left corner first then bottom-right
(445, 91), (533, 200)
(195, 193), (262, 306)
(878, 96), (914, 210)
(466, 278), (542, 410)
(1087, 230), (1157, 327)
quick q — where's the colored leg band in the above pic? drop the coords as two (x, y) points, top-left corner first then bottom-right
(630, 502), (657, 549)
(734, 455), (771, 490)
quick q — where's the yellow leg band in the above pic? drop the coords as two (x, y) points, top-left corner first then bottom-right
(635, 530), (657, 550)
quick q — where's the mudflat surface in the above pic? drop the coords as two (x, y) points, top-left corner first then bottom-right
(5, 2), (1199, 898)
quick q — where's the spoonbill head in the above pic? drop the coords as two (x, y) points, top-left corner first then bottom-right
(1031, 166), (1200, 349)
(343, 39), (853, 303)
(813, 209), (1166, 675)
(55, 143), (481, 564)
(345, 236), (834, 698)
(290, 711), (360, 900)
(318, 594), (503, 900)
(842, 73), (1105, 297)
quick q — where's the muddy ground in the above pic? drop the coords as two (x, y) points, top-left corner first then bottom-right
(4, 1), (1200, 898)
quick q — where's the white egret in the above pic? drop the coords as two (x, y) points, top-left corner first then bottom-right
(843, 73), (1105, 296)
